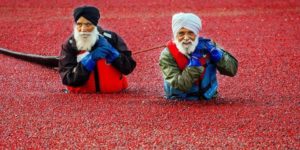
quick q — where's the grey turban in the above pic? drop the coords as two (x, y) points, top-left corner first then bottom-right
(172, 12), (202, 37)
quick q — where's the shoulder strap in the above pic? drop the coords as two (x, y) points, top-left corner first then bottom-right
(166, 41), (189, 71)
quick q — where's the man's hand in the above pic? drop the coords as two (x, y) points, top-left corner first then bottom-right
(80, 36), (121, 71)
(205, 41), (224, 63)
(92, 36), (120, 63)
(106, 47), (120, 63)
(91, 36), (111, 60)
(188, 49), (202, 67)
(79, 36), (111, 71)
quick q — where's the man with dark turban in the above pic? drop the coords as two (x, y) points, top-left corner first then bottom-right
(59, 6), (136, 93)
(159, 12), (238, 100)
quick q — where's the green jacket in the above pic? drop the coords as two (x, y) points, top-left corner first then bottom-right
(159, 41), (238, 93)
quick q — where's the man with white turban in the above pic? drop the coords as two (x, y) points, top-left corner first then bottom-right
(159, 12), (238, 100)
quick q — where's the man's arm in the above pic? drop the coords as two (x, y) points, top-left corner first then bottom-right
(216, 50), (238, 77)
(205, 40), (238, 77)
(58, 39), (91, 86)
(159, 48), (203, 92)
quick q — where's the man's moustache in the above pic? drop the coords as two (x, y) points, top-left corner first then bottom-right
(181, 40), (193, 44)
(182, 41), (193, 46)
(79, 32), (92, 37)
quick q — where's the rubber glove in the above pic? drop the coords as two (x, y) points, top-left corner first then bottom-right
(80, 36), (111, 71)
(94, 35), (120, 63)
(106, 48), (120, 63)
(205, 41), (224, 63)
(91, 36), (111, 60)
(80, 53), (96, 71)
(188, 49), (202, 67)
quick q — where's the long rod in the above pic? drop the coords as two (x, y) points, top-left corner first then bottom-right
(0, 45), (165, 68)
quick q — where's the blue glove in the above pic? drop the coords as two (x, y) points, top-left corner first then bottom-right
(188, 56), (201, 67)
(91, 47), (110, 60)
(205, 41), (224, 63)
(106, 47), (120, 63)
(93, 35), (120, 63)
(90, 36), (111, 60)
(80, 53), (96, 71)
(188, 49), (202, 67)
(94, 35), (111, 48)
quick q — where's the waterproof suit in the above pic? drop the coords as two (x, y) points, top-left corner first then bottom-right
(59, 27), (136, 93)
(159, 37), (238, 100)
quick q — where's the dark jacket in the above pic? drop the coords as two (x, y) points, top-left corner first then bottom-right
(58, 26), (136, 87)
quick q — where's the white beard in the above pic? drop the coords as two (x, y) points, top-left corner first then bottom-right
(74, 26), (99, 51)
(174, 37), (199, 57)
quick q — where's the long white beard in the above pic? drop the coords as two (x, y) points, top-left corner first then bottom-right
(174, 37), (199, 57)
(74, 27), (99, 51)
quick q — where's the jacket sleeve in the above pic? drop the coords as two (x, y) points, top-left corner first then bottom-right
(104, 31), (136, 75)
(58, 40), (91, 86)
(216, 50), (238, 77)
(159, 48), (203, 92)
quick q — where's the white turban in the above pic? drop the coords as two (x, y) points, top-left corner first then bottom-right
(172, 12), (202, 37)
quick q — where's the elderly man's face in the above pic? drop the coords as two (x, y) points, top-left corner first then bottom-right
(176, 27), (197, 43)
(174, 27), (198, 55)
(76, 16), (95, 32)
(74, 16), (99, 51)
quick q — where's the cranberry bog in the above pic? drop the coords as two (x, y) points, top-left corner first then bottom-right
(0, 0), (299, 149)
